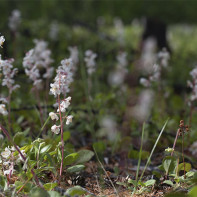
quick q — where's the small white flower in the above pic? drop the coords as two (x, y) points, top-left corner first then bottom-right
(16, 150), (26, 163)
(57, 96), (71, 112)
(0, 36), (5, 47)
(1, 147), (11, 159)
(140, 78), (150, 87)
(50, 83), (60, 97)
(84, 50), (97, 75)
(0, 104), (8, 116)
(49, 112), (59, 121)
(66, 115), (73, 125)
(3, 166), (15, 176)
(51, 125), (60, 134)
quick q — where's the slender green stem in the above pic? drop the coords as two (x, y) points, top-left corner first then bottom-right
(133, 123), (146, 194)
(182, 132), (186, 179)
(139, 119), (169, 181)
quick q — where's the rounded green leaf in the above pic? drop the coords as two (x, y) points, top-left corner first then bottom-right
(30, 188), (50, 197)
(64, 153), (79, 166)
(67, 165), (85, 173)
(75, 150), (94, 164)
(43, 183), (58, 191)
(65, 186), (86, 196)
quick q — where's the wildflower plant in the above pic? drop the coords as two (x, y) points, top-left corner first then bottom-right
(108, 51), (128, 87)
(140, 48), (170, 88)
(0, 36), (20, 130)
(49, 58), (73, 178)
(23, 39), (54, 123)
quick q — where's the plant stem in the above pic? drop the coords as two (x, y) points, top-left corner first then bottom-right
(182, 132), (186, 179)
(0, 124), (42, 188)
(133, 123), (145, 196)
(8, 91), (12, 134)
(171, 129), (180, 157)
(139, 119), (169, 181)
(58, 75), (64, 179)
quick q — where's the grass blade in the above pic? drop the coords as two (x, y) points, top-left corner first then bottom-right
(139, 119), (169, 181)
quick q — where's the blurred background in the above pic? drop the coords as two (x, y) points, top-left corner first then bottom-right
(1, 0), (197, 156)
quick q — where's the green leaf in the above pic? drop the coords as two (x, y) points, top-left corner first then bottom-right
(128, 150), (149, 160)
(93, 141), (106, 153)
(30, 188), (50, 197)
(144, 179), (156, 186)
(162, 156), (177, 174)
(186, 171), (194, 178)
(56, 131), (70, 142)
(189, 186), (197, 197)
(13, 132), (25, 145)
(67, 165), (85, 173)
(65, 186), (86, 196)
(47, 191), (62, 197)
(64, 153), (79, 166)
(128, 179), (137, 186)
(165, 192), (187, 197)
(163, 180), (174, 186)
(43, 183), (58, 191)
(40, 145), (52, 154)
(75, 150), (94, 164)
(178, 163), (191, 174)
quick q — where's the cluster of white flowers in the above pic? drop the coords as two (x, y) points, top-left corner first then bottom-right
(0, 104), (8, 116)
(49, 21), (59, 41)
(108, 51), (128, 86)
(113, 17), (125, 45)
(0, 35), (20, 114)
(100, 116), (117, 141)
(23, 39), (54, 89)
(0, 57), (20, 92)
(8, 9), (21, 32)
(84, 50), (97, 75)
(49, 58), (74, 134)
(140, 38), (157, 73)
(140, 49), (170, 88)
(132, 90), (154, 122)
(158, 48), (170, 68)
(187, 67), (197, 102)
(0, 146), (26, 176)
(50, 58), (73, 97)
(140, 64), (161, 87)
(68, 46), (79, 73)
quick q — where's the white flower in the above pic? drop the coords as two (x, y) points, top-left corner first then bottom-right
(51, 125), (60, 134)
(68, 46), (79, 71)
(57, 96), (71, 112)
(23, 39), (54, 88)
(3, 167), (15, 176)
(132, 90), (154, 122)
(84, 50), (97, 75)
(8, 9), (21, 32)
(49, 112), (59, 121)
(50, 83), (61, 97)
(66, 115), (73, 125)
(140, 78), (150, 87)
(0, 104), (8, 116)
(1, 147), (11, 159)
(49, 21), (59, 41)
(158, 48), (170, 68)
(0, 36), (5, 47)
(16, 150), (26, 163)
